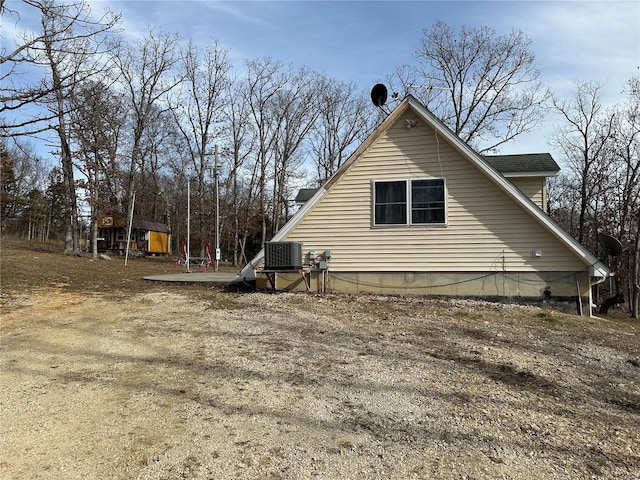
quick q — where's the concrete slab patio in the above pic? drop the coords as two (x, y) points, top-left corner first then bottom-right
(143, 272), (240, 284)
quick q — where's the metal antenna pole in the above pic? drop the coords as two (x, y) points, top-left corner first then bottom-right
(124, 191), (135, 266)
(215, 145), (220, 272)
(186, 179), (190, 272)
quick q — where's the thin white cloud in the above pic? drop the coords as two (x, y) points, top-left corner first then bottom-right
(505, 1), (639, 101)
(196, 0), (271, 27)
(489, 1), (639, 158)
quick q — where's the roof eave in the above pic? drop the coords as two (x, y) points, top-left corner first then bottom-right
(501, 171), (560, 178)
(590, 263), (612, 279)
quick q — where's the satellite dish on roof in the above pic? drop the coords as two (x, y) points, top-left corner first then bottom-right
(598, 233), (623, 257)
(371, 83), (388, 107)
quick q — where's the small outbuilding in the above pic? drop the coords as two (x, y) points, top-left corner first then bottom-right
(97, 212), (171, 255)
(238, 95), (610, 314)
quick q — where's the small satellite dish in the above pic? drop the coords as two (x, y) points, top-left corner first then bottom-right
(371, 83), (388, 107)
(598, 233), (623, 257)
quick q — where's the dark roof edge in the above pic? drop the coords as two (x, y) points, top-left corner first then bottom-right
(483, 153), (560, 176)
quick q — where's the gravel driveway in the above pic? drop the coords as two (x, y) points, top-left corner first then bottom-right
(1, 289), (639, 479)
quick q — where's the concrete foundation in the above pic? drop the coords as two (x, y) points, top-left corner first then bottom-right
(255, 269), (594, 314)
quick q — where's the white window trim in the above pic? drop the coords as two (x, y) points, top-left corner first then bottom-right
(372, 178), (448, 227)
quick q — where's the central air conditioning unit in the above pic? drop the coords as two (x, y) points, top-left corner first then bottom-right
(264, 241), (303, 270)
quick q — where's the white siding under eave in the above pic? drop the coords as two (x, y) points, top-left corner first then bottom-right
(282, 113), (588, 274)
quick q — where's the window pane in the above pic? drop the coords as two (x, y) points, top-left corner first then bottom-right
(412, 207), (445, 224)
(375, 181), (406, 203)
(376, 204), (407, 224)
(374, 181), (406, 224)
(411, 179), (445, 224)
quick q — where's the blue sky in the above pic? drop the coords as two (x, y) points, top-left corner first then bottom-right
(7, 0), (640, 159)
(90, 0), (640, 156)
(101, 1), (639, 93)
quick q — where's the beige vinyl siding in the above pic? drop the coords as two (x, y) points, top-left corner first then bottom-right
(282, 112), (587, 274)
(509, 177), (546, 211)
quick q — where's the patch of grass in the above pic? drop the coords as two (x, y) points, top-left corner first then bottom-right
(453, 310), (484, 321)
(0, 237), (204, 296)
(327, 442), (355, 454)
(535, 311), (558, 323)
(204, 299), (240, 311)
(414, 328), (433, 337)
(587, 454), (609, 475)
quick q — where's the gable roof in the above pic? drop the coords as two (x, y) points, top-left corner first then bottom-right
(134, 220), (171, 233)
(242, 95), (609, 279)
(294, 188), (319, 204)
(484, 153), (560, 177)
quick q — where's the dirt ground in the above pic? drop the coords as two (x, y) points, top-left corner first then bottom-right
(1, 241), (639, 479)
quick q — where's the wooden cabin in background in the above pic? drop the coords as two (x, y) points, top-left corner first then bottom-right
(97, 212), (171, 255)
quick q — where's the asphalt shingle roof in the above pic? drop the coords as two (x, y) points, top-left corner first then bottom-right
(294, 188), (318, 204)
(483, 153), (560, 175)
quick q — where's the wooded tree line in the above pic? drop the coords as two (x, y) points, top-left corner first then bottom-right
(1, 0), (377, 265)
(547, 78), (639, 316)
(1, 1), (638, 316)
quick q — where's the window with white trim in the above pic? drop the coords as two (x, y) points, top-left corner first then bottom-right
(373, 178), (446, 226)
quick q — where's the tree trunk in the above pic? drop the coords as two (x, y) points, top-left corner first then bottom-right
(61, 138), (80, 255)
(91, 198), (98, 260)
(632, 216), (640, 319)
(233, 168), (239, 267)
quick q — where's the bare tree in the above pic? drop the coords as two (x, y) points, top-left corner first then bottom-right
(270, 68), (326, 231)
(1, 0), (120, 136)
(310, 79), (374, 184)
(136, 111), (175, 223)
(548, 78), (639, 316)
(163, 132), (191, 252)
(168, 39), (230, 256)
(224, 76), (256, 266)
(551, 80), (616, 245)
(4, 1), (119, 254)
(69, 80), (126, 257)
(609, 78), (640, 317)
(243, 57), (291, 245)
(547, 173), (581, 238)
(0, 138), (49, 236)
(110, 27), (180, 241)
(391, 21), (549, 153)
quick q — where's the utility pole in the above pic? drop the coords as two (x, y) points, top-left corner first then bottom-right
(124, 191), (136, 267)
(214, 145), (220, 272)
(186, 179), (190, 272)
